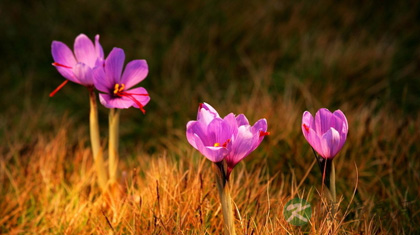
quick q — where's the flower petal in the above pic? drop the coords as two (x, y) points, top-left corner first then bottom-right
(207, 118), (232, 145)
(320, 127), (341, 159)
(126, 87), (151, 109)
(74, 34), (96, 67)
(93, 66), (113, 92)
(51, 41), (78, 83)
(72, 63), (93, 86)
(235, 114), (249, 126)
(120, 60), (148, 89)
(95, 34), (104, 59)
(194, 134), (227, 162)
(105, 48), (125, 84)
(197, 103), (220, 121)
(225, 125), (257, 169)
(186, 121), (207, 149)
(252, 118), (268, 145)
(98, 93), (134, 109)
(314, 108), (334, 135)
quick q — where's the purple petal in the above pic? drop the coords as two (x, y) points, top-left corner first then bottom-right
(333, 110), (348, 134)
(235, 114), (249, 126)
(98, 93), (134, 109)
(207, 118), (232, 145)
(224, 113), (239, 137)
(105, 48), (125, 84)
(95, 34), (104, 59)
(51, 41), (78, 83)
(120, 60), (148, 89)
(193, 134), (227, 162)
(125, 87), (151, 109)
(93, 66), (113, 92)
(320, 127), (341, 159)
(72, 63), (93, 86)
(252, 118), (268, 145)
(74, 34), (96, 67)
(186, 121), (207, 149)
(314, 108), (334, 135)
(226, 125), (257, 169)
(197, 103), (220, 121)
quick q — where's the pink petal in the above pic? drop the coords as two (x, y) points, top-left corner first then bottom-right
(186, 121), (207, 148)
(303, 127), (324, 158)
(333, 110), (348, 134)
(74, 34), (96, 67)
(235, 114), (249, 126)
(193, 134), (227, 162)
(197, 103), (220, 121)
(252, 118), (268, 145)
(120, 60), (148, 89)
(226, 125), (257, 169)
(93, 67), (113, 92)
(98, 93), (134, 109)
(126, 87), (151, 108)
(105, 48), (125, 84)
(73, 63), (93, 86)
(95, 34), (104, 59)
(198, 106), (219, 126)
(207, 118), (232, 145)
(314, 108), (334, 135)
(51, 41), (78, 83)
(320, 127), (341, 159)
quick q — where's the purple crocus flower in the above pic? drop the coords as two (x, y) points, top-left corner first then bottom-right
(302, 108), (348, 159)
(186, 103), (269, 176)
(93, 48), (150, 113)
(50, 34), (104, 96)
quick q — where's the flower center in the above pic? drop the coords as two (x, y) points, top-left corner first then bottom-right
(213, 139), (231, 148)
(113, 83), (125, 94)
(112, 83), (149, 114)
(50, 62), (73, 97)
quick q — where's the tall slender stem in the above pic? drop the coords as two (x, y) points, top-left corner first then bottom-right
(213, 162), (236, 235)
(89, 88), (108, 191)
(108, 108), (120, 183)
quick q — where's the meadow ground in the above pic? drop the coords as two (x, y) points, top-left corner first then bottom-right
(1, 0), (420, 234)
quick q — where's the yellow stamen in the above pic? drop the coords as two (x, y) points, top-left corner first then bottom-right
(214, 143), (221, 147)
(113, 83), (125, 94)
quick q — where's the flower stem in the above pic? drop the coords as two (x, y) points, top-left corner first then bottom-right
(108, 108), (120, 183)
(89, 88), (108, 191)
(213, 162), (236, 235)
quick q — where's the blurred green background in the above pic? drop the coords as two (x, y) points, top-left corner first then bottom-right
(1, 0), (419, 148)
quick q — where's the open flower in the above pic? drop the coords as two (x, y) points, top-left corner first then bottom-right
(50, 34), (104, 96)
(186, 103), (269, 176)
(302, 108), (348, 159)
(93, 48), (150, 113)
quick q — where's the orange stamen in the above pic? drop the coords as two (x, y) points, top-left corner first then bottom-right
(52, 62), (72, 69)
(259, 131), (270, 137)
(303, 124), (310, 132)
(49, 80), (69, 97)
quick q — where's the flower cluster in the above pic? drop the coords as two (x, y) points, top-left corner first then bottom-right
(186, 103), (269, 177)
(51, 34), (149, 112)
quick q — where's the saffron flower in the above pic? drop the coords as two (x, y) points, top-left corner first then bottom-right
(93, 47), (150, 113)
(50, 34), (104, 96)
(301, 108), (348, 159)
(186, 103), (269, 176)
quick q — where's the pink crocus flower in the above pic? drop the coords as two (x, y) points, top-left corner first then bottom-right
(186, 103), (269, 177)
(302, 108), (348, 159)
(50, 34), (104, 96)
(92, 48), (150, 113)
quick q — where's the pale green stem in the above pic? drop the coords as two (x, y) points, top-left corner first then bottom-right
(213, 163), (236, 235)
(108, 108), (120, 183)
(89, 88), (108, 191)
(329, 160), (337, 221)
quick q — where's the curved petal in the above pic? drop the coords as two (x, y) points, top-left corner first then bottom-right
(74, 34), (96, 67)
(99, 93), (134, 109)
(235, 114), (249, 126)
(194, 134), (227, 162)
(73, 63), (93, 86)
(197, 103), (220, 121)
(320, 127), (341, 159)
(333, 110), (348, 134)
(126, 87), (151, 108)
(314, 108), (334, 135)
(105, 48), (125, 84)
(198, 106), (219, 126)
(120, 60), (148, 89)
(207, 118), (232, 145)
(226, 125), (257, 169)
(303, 127), (324, 158)
(93, 66), (113, 92)
(302, 111), (315, 130)
(223, 113), (239, 137)
(51, 41), (78, 83)
(252, 118), (268, 145)
(95, 34), (104, 59)
(186, 121), (207, 149)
